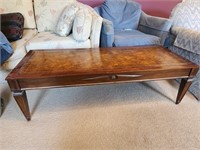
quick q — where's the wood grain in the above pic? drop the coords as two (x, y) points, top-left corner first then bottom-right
(7, 46), (197, 79)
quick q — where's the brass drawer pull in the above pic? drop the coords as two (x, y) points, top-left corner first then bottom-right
(83, 75), (109, 81)
(83, 74), (141, 81)
(117, 75), (142, 78)
(111, 75), (117, 80)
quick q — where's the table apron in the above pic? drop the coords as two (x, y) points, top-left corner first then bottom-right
(8, 68), (192, 91)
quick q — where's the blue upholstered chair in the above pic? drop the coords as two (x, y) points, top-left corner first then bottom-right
(167, 0), (200, 100)
(94, 0), (172, 47)
(0, 31), (13, 65)
(0, 31), (13, 116)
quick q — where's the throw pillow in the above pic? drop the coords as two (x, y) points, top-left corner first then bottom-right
(100, 0), (141, 30)
(73, 8), (92, 42)
(0, 31), (13, 64)
(55, 4), (79, 36)
(0, 12), (24, 42)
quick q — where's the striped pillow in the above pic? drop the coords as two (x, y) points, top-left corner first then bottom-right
(1, 13), (24, 42)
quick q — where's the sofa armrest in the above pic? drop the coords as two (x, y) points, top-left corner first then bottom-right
(100, 19), (114, 47)
(172, 27), (200, 55)
(138, 12), (172, 46)
(90, 15), (103, 48)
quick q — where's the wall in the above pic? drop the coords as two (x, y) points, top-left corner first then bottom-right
(78, 0), (182, 18)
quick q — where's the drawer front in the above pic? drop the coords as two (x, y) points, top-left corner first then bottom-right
(17, 68), (191, 90)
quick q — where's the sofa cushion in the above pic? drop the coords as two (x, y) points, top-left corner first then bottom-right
(34, 0), (75, 32)
(0, 13), (24, 42)
(100, 0), (141, 30)
(113, 30), (160, 46)
(2, 29), (38, 70)
(55, 4), (79, 36)
(0, 0), (36, 29)
(25, 32), (91, 51)
(73, 8), (92, 42)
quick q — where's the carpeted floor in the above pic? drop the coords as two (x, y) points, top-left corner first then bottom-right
(0, 80), (200, 150)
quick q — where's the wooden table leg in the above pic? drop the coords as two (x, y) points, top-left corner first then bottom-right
(13, 90), (31, 121)
(176, 78), (193, 104)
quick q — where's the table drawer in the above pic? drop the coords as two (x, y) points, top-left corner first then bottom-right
(15, 68), (192, 90)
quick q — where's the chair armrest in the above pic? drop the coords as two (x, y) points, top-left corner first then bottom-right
(164, 27), (185, 48)
(138, 12), (172, 32)
(138, 12), (172, 46)
(100, 19), (114, 47)
(172, 27), (200, 55)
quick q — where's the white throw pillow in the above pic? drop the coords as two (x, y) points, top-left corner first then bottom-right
(73, 8), (92, 42)
(55, 4), (79, 36)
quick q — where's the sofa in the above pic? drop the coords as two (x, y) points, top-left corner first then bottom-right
(167, 0), (200, 100)
(94, 0), (172, 47)
(0, 0), (103, 73)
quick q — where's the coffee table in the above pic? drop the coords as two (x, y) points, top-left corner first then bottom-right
(6, 46), (199, 121)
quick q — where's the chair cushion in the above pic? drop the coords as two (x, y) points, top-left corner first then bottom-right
(55, 4), (79, 36)
(100, 0), (141, 30)
(0, 0), (36, 28)
(113, 30), (160, 47)
(73, 8), (92, 42)
(26, 32), (91, 51)
(0, 13), (24, 42)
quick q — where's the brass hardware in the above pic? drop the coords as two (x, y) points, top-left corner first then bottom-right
(117, 75), (141, 78)
(83, 76), (109, 81)
(13, 91), (24, 96)
(111, 75), (117, 80)
(83, 74), (142, 81)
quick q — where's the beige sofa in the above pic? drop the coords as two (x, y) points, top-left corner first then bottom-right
(0, 0), (102, 72)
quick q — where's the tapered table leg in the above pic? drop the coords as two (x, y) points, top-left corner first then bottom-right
(13, 90), (31, 121)
(176, 78), (193, 104)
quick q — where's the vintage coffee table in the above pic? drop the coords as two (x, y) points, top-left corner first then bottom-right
(6, 46), (199, 121)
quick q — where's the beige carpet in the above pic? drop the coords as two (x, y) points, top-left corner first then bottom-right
(0, 80), (200, 150)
